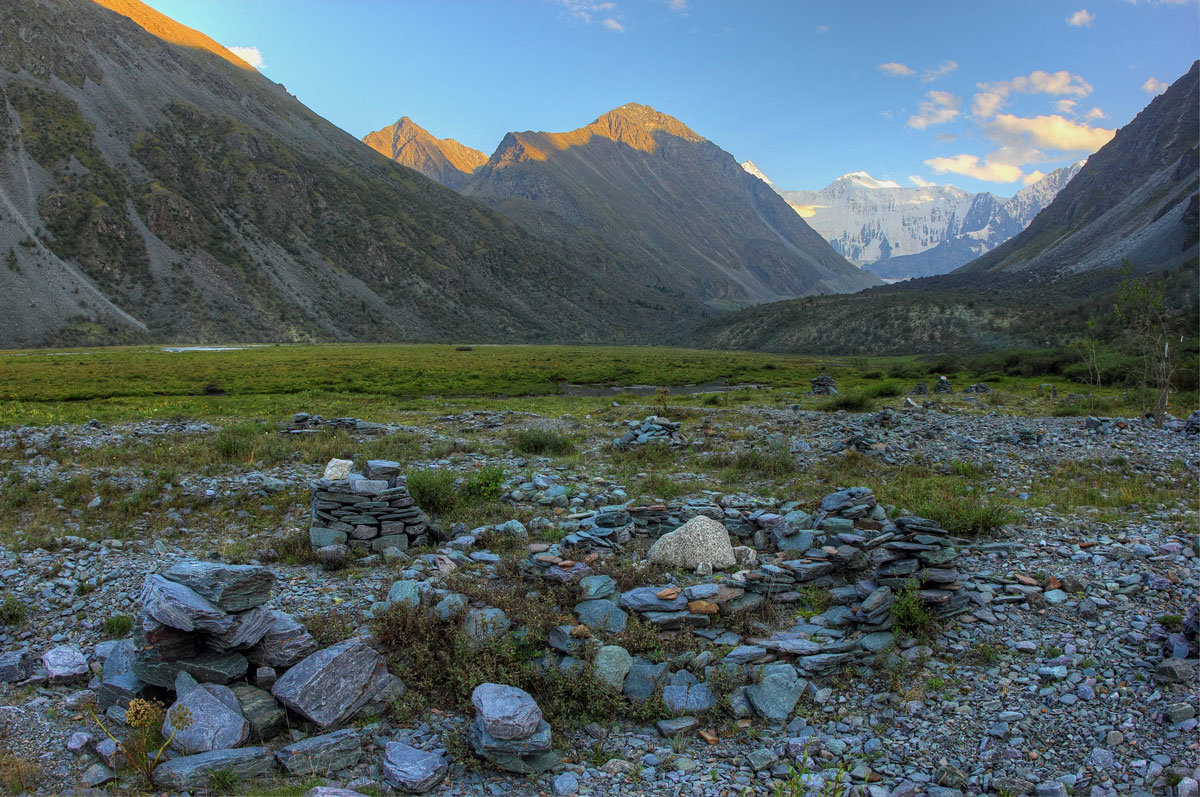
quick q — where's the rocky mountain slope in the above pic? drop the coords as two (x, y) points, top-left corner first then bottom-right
(362, 117), (487, 190)
(0, 0), (669, 348)
(375, 104), (879, 309)
(959, 61), (1199, 278)
(762, 165), (1081, 280)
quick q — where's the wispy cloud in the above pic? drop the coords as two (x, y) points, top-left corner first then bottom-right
(1142, 76), (1169, 94)
(560, 0), (623, 30)
(1066, 9), (1096, 26)
(972, 69), (1093, 119)
(922, 60), (958, 82)
(878, 62), (916, 77)
(227, 45), (264, 69)
(815, 24), (830, 34)
(909, 175), (936, 187)
(907, 91), (961, 130)
(937, 132), (957, 142)
(667, 0), (687, 11)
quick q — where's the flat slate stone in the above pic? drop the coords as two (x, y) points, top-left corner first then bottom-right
(623, 661), (667, 703)
(207, 606), (276, 653)
(271, 639), (392, 729)
(382, 742), (448, 793)
(471, 718), (553, 755)
(248, 610), (318, 668)
(662, 682), (716, 715)
(141, 574), (232, 634)
(0, 650), (30, 683)
(151, 747), (275, 790)
(593, 645), (632, 691)
(178, 652), (249, 684)
(276, 729), (362, 775)
(619, 587), (688, 613)
(657, 716), (701, 737)
(162, 562), (275, 612)
(42, 645), (88, 684)
(574, 600), (627, 634)
(471, 683), (542, 740)
(230, 683), (288, 742)
(746, 670), (803, 721)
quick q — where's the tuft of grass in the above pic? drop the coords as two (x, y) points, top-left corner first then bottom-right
(299, 607), (361, 649)
(209, 768), (240, 793)
(890, 580), (935, 638)
(0, 595), (26, 626)
(460, 465), (505, 504)
(0, 753), (41, 793)
(965, 642), (1001, 666)
(1159, 614), (1183, 633)
(512, 428), (575, 456)
(817, 392), (872, 412)
(407, 468), (458, 515)
(102, 614), (134, 638)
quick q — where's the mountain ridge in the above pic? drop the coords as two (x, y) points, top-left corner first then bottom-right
(362, 117), (487, 190)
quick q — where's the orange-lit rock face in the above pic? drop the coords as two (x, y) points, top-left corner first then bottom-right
(90, 0), (255, 69)
(363, 117), (488, 175)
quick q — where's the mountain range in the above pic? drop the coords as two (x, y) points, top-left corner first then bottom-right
(366, 106), (878, 307)
(752, 164), (1082, 281)
(694, 61), (1199, 355)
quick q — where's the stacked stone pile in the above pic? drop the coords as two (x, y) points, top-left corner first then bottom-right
(308, 459), (438, 552)
(1184, 410), (1199, 436)
(963, 383), (992, 394)
(469, 684), (557, 774)
(863, 515), (968, 621)
(933, 376), (954, 394)
(127, 562), (315, 695)
(613, 416), (681, 447)
(284, 413), (387, 435)
(909, 382), (928, 395)
(810, 374), (837, 395)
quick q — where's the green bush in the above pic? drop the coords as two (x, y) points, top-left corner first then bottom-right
(817, 392), (872, 412)
(890, 580), (934, 638)
(461, 465), (505, 504)
(0, 596), (25, 626)
(512, 428), (575, 456)
(864, 381), (903, 398)
(102, 614), (133, 638)
(407, 468), (458, 514)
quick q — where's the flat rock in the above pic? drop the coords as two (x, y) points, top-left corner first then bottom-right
(42, 645), (88, 684)
(248, 610), (319, 668)
(471, 718), (553, 755)
(276, 729), (362, 775)
(619, 587), (688, 613)
(382, 742), (448, 793)
(207, 605), (276, 653)
(647, 516), (737, 570)
(574, 599), (627, 633)
(151, 747), (275, 790)
(593, 645), (633, 691)
(271, 639), (393, 729)
(162, 562), (275, 612)
(471, 683), (542, 740)
(141, 574), (232, 634)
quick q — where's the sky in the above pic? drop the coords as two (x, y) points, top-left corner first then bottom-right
(143, 0), (1199, 196)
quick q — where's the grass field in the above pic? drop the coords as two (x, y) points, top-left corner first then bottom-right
(0, 342), (1186, 427)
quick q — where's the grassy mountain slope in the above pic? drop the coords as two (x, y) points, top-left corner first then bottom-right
(0, 0), (662, 347)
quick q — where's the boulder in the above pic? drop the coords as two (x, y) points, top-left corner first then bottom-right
(382, 742), (448, 793)
(746, 664), (803, 721)
(140, 574), (232, 634)
(662, 682), (716, 714)
(471, 718), (553, 755)
(0, 650), (30, 683)
(323, 459), (354, 480)
(248, 610), (319, 668)
(647, 516), (737, 570)
(162, 562), (275, 612)
(276, 729), (362, 775)
(574, 600), (627, 634)
(151, 747), (275, 790)
(593, 645), (633, 691)
(164, 683), (249, 754)
(471, 683), (542, 740)
(271, 639), (392, 729)
(42, 645), (88, 684)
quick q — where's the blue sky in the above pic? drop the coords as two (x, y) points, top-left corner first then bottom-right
(144, 0), (1198, 195)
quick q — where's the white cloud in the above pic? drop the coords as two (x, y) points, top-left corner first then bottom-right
(984, 113), (1115, 160)
(1084, 106), (1107, 119)
(1142, 76), (1169, 94)
(815, 24), (830, 34)
(909, 175), (936, 187)
(973, 69), (1094, 118)
(560, 0), (620, 26)
(1022, 170), (1047, 185)
(602, 17), (624, 30)
(878, 62), (916, 77)
(907, 91), (961, 130)
(668, 0), (687, 9)
(1055, 98), (1078, 114)
(1066, 9), (1096, 26)
(227, 45), (264, 68)
(925, 154), (1025, 183)
(922, 60), (958, 82)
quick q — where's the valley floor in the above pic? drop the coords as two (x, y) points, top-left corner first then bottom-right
(0, 346), (1196, 795)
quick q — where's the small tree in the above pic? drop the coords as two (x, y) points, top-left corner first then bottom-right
(1113, 262), (1176, 426)
(1074, 317), (1103, 413)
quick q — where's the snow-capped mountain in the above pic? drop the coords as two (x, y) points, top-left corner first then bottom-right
(739, 161), (774, 186)
(743, 163), (1084, 280)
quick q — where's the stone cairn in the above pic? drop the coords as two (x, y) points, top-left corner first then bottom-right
(810, 374), (838, 395)
(284, 412), (388, 435)
(933, 376), (954, 394)
(909, 382), (928, 395)
(963, 383), (992, 394)
(1184, 410), (1200, 436)
(308, 459), (438, 553)
(469, 683), (557, 775)
(127, 562), (309, 696)
(613, 416), (681, 448)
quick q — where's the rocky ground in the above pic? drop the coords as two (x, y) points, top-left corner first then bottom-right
(0, 396), (1196, 796)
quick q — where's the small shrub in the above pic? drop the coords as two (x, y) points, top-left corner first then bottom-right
(817, 392), (872, 412)
(864, 381), (903, 398)
(0, 595), (26, 626)
(1159, 614), (1183, 632)
(965, 642), (1001, 665)
(273, 529), (320, 566)
(102, 614), (133, 638)
(512, 428), (575, 456)
(209, 768), (240, 792)
(890, 580), (934, 638)
(299, 608), (360, 648)
(0, 753), (40, 793)
(407, 468), (458, 514)
(461, 465), (505, 504)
